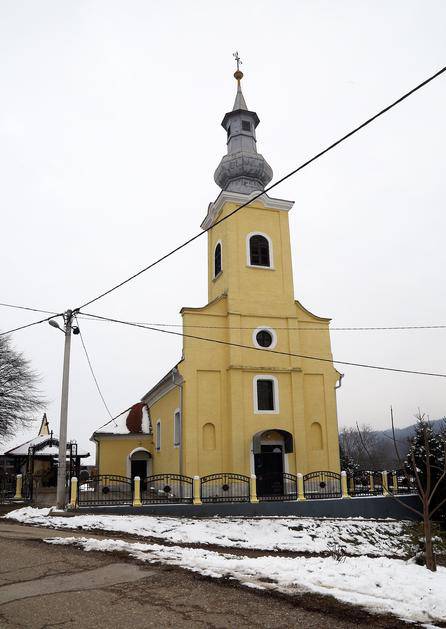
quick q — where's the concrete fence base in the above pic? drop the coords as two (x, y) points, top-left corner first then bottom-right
(74, 494), (421, 520)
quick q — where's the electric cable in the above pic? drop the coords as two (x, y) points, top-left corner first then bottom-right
(74, 65), (446, 312)
(0, 314), (62, 337)
(0, 302), (58, 315)
(74, 315), (113, 420)
(76, 316), (446, 332)
(81, 311), (446, 378)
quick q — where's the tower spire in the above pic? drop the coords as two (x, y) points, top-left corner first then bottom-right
(232, 53), (248, 111)
(214, 55), (273, 195)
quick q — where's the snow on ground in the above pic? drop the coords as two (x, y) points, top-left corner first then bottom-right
(6, 507), (409, 557)
(46, 535), (446, 626)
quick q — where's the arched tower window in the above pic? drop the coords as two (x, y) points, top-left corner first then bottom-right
(248, 234), (271, 268)
(214, 241), (222, 277)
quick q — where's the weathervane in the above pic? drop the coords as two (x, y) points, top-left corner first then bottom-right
(233, 51), (242, 72)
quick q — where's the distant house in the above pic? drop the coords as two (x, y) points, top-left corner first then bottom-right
(4, 414), (89, 485)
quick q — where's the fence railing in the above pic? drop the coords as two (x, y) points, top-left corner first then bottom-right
(4, 468), (418, 508)
(78, 475), (133, 506)
(141, 474), (193, 504)
(303, 471), (342, 499)
(346, 469), (417, 497)
(0, 474), (15, 504)
(257, 473), (298, 501)
(201, 473), (250, 503)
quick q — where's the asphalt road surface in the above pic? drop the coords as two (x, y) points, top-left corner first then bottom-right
(0, 520), (414, 629)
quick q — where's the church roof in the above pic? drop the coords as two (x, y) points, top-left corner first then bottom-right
(93, 402), (151, 436)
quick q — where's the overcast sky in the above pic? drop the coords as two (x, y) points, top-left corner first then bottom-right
(1, 1), (445, 459)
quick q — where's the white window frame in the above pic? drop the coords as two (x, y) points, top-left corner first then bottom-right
(156, 419), (161, 451)
(252, 326), (277, 350)
(246, 232), (274, 269)
(173, 408), (181, 448)
(253, 375), (279, 414)
(213, 240), (223, 279)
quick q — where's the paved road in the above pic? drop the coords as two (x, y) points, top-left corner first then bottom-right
(0, 521), (413, 629)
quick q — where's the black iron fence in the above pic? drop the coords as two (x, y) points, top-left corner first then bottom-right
(78, 475), (133, 506)
(258, 473), (298, 501)
(0, 474), (15, 504)
(346, 469), (418, 497)
(201, 473), (250, 503)
(303, 471), (342, 499)
(5, 467), (418, 507)
(142, 474), (193, 504)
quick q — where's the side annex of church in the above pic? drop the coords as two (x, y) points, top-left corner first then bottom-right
(92, 66), (342, 494)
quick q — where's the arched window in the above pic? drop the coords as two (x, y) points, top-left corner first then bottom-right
(214, 241), (222, 277)
(248, 234), (271, 267)
(156, 419), (161, 451)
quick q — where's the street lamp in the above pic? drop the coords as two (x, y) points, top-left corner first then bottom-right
(49, 310), (74, 510)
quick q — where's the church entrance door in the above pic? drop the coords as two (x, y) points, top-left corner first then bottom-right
(131, 460), (147, 480)
(254, 444), (284, 496)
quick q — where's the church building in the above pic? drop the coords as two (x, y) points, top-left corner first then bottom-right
(92, 65), (342, 494)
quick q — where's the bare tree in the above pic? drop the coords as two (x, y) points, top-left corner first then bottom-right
(0, 335), (44, 442)
(389, 409), (446, 572)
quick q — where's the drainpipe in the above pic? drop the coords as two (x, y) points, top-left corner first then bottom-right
(172, 368), (183, 477)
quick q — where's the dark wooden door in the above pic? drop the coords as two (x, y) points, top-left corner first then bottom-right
(254, 445), (284, 496)
(131, 460), (147, 480)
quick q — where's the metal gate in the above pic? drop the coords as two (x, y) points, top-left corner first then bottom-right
(141, 474), (193, 504)
(303, 471), (341, 499)
(258, 473), (298, 501)
(201, 473), (250, 503)
(78, 475), (133, 506)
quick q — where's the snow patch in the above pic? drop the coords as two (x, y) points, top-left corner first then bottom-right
(5, 507), (409, 557)
(45, 536), (446, 625)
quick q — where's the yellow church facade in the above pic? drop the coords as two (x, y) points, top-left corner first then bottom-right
(92, 69), (341, 494)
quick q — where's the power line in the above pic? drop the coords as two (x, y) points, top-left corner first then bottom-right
(95, 404), (134, 431)
(74, 315), (113, 420)
(0, 314), (62, 337)
(0, 302), (58, 315)
(77, 316), (446, 332)
(81, 311), (446, 379)
(75, 64), (446, 312)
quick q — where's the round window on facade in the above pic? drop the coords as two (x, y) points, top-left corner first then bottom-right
(253, 327), (277, 350)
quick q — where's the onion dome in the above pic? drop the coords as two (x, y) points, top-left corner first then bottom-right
(214, 66), (273, 195)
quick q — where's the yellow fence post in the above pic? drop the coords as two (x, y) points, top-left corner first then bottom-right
(14, 474), (23, 500)
(341, 471), (351, 499)
(69, 477), (78, 509)
(382, 471), (389, 495)
(297, 473), (306, 501)
(133, 476), (142, 507)
(250, 474), (259, 504)
(369, 472), (374, 494)
(193, 475), (202, 505)
(392, 471), (398, 494)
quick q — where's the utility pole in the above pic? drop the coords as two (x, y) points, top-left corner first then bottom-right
(56, 309), (73, 509)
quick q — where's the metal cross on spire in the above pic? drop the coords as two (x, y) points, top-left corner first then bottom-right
(233, 51), (242, 71)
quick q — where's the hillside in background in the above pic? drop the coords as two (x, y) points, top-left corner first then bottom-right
(340, 417), (445, 471)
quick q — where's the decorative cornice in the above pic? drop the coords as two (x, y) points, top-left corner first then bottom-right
(201, 191), (294, 231)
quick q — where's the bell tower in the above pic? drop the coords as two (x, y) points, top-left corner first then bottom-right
(202, 60), (295, 311)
